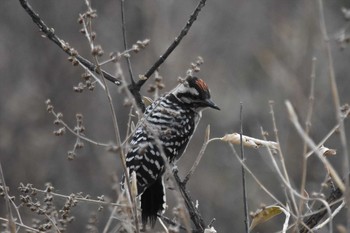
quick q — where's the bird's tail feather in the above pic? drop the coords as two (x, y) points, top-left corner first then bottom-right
(141, 177), (165, 228)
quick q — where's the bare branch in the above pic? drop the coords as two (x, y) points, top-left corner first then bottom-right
(239, 103), (249, 233)
(0, 163), (16, 233)
(19, 0), (121, 86)
(128, 0), (208, 112)
(173, 171), (206, 232)
(300, 186), (343, 233)
(183, 125), (210, 185)
(285, 100), (345, 192)
(120, 0), (135, 85)
(318, 0), (350, 219)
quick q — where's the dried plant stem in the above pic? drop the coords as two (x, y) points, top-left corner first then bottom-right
(269, 102), (298, 215)
(50, 109), (110, 147)
(286, 101), (345, 192)
(318, 1), (350, 228)
(183, 125), (210, 185)
(19, 0), (120, 85)
(120, 0), (135, 85)
(312, 201), (345, 231)
(139, 0), (207, 85)
(0, 218), (40, 233)
(295, 57), (317, 232)
(80, 3), (139, 231)
(228, 144), (284, 208)
(32, 187), (124, 207)
(0, 163), (15, 233)
(129, 0), (208, 111)
(299, 187), (343, 233)
(239, 103), (249, 233)
(173, 171), (206, 232)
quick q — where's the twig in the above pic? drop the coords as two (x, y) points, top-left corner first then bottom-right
(318, 1), (350, 229)
(157, 214), (187, 231)
(0, 162), (16, 233)
(285, 100), (345, 192)
(296, 57), (316, 217)
(228, 143), (317, 232)
(299, 187), (342, 233)
(32, 187), (124, 207)
(18, 0), (121, 85)
(282, 205), (291, 233)
(294, 57), (317, 232)
(80, 2), (140, 231)
(228, 144), (285, 209)
(239, 103), (249, 233)
(173, 171), (206, 232)
(0, 218), (40, 233)
(183, 125), (210, 185)
(120, 0), (135, 85)
(269, 101), (299, 216)
(48, 108), (111, 148)
(128, 0), (208, 111)
(312, 200), (345, 231)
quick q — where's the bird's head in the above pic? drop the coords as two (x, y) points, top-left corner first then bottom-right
(172, 76), (220, 111)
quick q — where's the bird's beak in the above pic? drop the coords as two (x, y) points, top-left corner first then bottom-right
(204, 99), (220, 110)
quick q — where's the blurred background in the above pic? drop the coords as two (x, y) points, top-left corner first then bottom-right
(1, 0), (350, 232)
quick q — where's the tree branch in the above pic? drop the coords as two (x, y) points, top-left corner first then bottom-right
(128, 0), (208, 112)
(173, 170), (206, 233)
(19, 0), (121, 86)
(299, 186), (343, 233)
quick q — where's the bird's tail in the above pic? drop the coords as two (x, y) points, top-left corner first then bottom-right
(141, 177), (166, 228)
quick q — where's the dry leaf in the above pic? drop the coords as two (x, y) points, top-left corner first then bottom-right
(249, 205), (283, 230)
(221, 133), (279, 150)
(130, 171), (138, 199)
(318, 145), (336, 157)
(142, 96), (153, 107)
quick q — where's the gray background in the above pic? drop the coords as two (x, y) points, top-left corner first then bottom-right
(1, 0), (350, 232)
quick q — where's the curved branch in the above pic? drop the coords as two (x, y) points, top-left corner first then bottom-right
(128, 0), (208, 112)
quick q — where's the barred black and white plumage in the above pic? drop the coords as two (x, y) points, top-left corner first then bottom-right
(122, 76), (219, 227)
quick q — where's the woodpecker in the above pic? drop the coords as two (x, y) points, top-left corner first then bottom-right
(122, 76), (219, 227)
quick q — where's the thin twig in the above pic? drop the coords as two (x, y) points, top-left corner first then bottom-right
(312, 200), (345, 231)
(120, 0), (135, 85)
(318, 1), (350, 229)
(18, 0), (121, 85)
(128, 0), (208, 111)
(183, 125), (210, 185)
(228, 144), (284, 208)
(269, 101), (299, 216)
(299, 187), (342, 233)
(239, 103), (249, 233)
(157, 214), (187, 231)
(228, 143), (316, 232)
(32, 187), (124, 207)
(0, 218), (40, 233)
(295, 57), (317, 232)
(285, 101), (345, 192)
(0, 162), (16, 233)
(49, 109), (111, 148)
(80, 2), (140, 231)
(173, 171), (206, 232)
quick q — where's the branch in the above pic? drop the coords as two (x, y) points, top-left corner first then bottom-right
(120, 0), (135, 85)
(128, 0), (208, 112)
(299, 186), (343, 233)
(173, 171), (206, 233)
(19, 0), (121, 86)
(239, 103), (250, 233)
